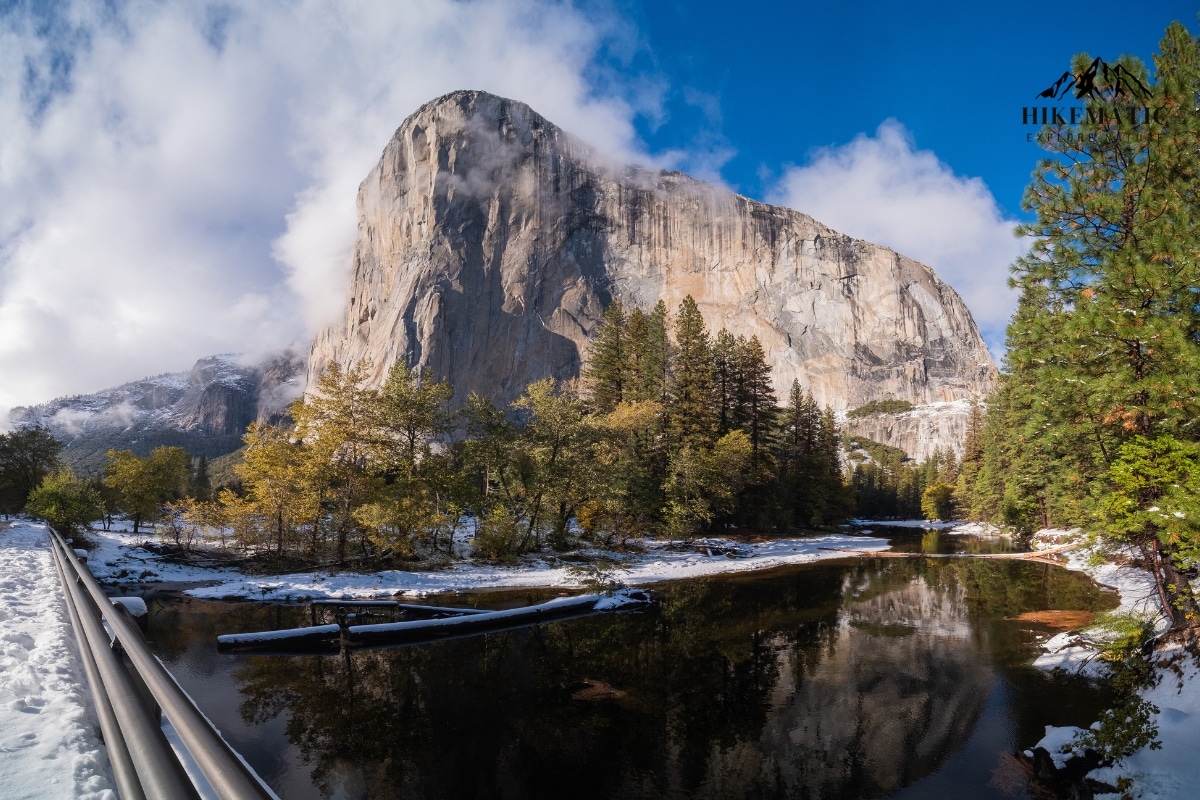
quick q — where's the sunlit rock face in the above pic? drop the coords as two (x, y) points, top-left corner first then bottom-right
(309, 90), (996, 445)
(842, 399), (978, 462)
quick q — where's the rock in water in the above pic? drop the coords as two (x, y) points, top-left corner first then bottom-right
(309, 90), (996, 428)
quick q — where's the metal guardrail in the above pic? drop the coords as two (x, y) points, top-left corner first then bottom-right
(47, 527), (279, 800)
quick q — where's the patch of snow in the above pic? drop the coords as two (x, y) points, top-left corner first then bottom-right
(109, 596), (147, 617)
(1033, 631), (1108, 678)
(1032, 724), (1086, 769)
(0, 520), (115, 799)
(1086, 652), (1200, 800)
(945, 521), (1007, 537)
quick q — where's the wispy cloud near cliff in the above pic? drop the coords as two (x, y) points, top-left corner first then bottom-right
(0, 0), (656, 419)
(769, 120), (1022, 363)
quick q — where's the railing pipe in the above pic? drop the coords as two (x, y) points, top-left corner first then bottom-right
(48, 528), (279, 800)
(50, 533), (200, 798)
(50, 543), (147, 800)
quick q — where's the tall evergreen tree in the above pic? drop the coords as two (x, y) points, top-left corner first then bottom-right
(669, 296), (717, 447)
(632, 300), (671, 403)
(736, 335), (776, 471)
(190, 454), (212, 501)
(994, 23), (1200, 630)
(585, 301), (629, 413)
(713, 329), (741, 434)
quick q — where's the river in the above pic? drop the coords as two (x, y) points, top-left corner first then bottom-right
(143, 528), (1116, 799)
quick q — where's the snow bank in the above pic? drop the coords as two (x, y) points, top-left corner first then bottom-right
(81, 528), (891, 602)
(0, 520), (115, 799)
(1026, 528), (1200, 799)
(1086, 653), (1200, 799)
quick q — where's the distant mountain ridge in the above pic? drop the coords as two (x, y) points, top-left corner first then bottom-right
(10, 352), (305, 474)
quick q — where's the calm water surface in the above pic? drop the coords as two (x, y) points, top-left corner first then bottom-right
(143, 528), (1117, 799)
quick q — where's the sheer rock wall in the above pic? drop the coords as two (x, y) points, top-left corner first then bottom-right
(309, 91), (997, 450)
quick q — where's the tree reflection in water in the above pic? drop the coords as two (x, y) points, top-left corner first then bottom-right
(151, 556), (1117, 800)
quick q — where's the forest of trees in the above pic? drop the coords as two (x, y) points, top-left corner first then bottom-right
(190, 295), (856, 563)
(958, 22), (1200, 634)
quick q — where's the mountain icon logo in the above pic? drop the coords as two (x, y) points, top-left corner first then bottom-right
(1036, 57), (1150, 102)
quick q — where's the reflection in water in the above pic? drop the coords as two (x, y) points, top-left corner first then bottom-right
(146, 554), (1117, 800)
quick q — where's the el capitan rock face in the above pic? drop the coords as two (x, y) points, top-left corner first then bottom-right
(309, 90), (996, 430)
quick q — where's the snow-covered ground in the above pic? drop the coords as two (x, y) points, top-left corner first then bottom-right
(83, 523), (892, 601)
(0, 520), (114, 799)
(1027, 528), (1200, 799)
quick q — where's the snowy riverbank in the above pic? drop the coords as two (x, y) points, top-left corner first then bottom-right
(1028, 529), (1200, 799)
(81, 522), (892, 601)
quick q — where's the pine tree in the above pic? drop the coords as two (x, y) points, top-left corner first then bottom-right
(778, 381), (831, 526)
(190, 454), (212, 501)
(713, 329), (740, 434)
(625, 308), (650, 399)
(996, 22), (1200, 629)
(585, 300), (628, 413)
(736, 335), (776, 471)
(632, 300), (671, 403)
(668, 296), (717, 447)
(954, 403), (985, 514)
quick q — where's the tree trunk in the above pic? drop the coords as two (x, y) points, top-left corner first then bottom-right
(1150, 538), (1200, 633)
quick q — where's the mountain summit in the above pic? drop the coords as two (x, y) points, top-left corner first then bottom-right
(310, 90), (996, 422)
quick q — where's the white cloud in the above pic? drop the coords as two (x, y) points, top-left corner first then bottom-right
(0, 0), (656, 421)
(768, 120), (1022, 362)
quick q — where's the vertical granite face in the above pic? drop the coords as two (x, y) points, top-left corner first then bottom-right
(309, 90), (996, 425)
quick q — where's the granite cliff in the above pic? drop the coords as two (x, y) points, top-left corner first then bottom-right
(309, 90), (997, 456)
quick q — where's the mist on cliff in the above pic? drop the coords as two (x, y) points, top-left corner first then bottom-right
(0, 0), (658, 421)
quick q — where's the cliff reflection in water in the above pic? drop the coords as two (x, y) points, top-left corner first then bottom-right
(152, 557), (1116, 800)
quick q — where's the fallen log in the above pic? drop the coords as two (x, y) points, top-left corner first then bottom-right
(821, 541), (1082, 564)
(217, 623), (342, 653)
(346, 594), (606, 646)
(217, 589), (654, 653)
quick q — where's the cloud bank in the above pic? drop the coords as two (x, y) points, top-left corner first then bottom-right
(769, 120), (1023, 362)
(0, 0), (655, 420)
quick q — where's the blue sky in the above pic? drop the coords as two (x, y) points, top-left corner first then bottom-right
(0, 0), (1195, 419)
(618, 0), (1194, 217)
